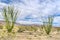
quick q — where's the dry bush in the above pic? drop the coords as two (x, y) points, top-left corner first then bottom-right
(18, 26), (26, 32)
(0, 25), (3, 29)
(25, 26), (37, 32)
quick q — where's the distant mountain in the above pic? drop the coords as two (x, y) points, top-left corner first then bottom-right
(0, 20), (60, 27)
(0, 20), (42, 27)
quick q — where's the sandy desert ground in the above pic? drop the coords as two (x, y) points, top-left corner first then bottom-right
(14, 27), (60, 40)
(14, 32), (60, 40)
(0, 22), (60, 40)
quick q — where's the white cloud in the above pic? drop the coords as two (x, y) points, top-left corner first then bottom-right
(12, 0), (58, 18)
(0, 0), (60, 26)
(54, 17), (60, 23)
(17, 20), (42, 25)
(53, 17), (60, 26)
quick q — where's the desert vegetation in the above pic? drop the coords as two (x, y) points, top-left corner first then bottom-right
(43, 16), (54, 35)
(0, 5), (60, 40)
(3, 6), (18, 33)
(0, 6), (18, 40)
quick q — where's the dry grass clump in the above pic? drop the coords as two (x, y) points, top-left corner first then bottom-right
(18, 26), (38, 33)
(0, 25), (3, 29)
(18, 26), (26, 32)
(25, 26), (38, 32)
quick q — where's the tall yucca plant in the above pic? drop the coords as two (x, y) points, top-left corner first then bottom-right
(43, 16), (54, 35)
(2, 6), (18, 32)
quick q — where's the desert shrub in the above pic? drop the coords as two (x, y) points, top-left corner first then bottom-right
(2, 6), (18, 32)
(25, 26), (33, 31)
(12, 26), (19, 33)
(39, 26), (44, 31)
(0, 25), (3, 29)
(18, 26), (26, 32)
(25, 26), (37, 32)
(31, 26), (37, 32)
(56, 28), (60, 32)
(43, 16), (54, 35)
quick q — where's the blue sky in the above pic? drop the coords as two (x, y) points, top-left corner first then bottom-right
(0, 0), (60, 27)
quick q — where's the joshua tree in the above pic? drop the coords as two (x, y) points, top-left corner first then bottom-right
(2, 6), (18, 32)
(43, 16), (54, 35)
